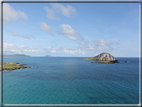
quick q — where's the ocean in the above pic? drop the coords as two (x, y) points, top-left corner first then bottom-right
(2, 57), (139, 104)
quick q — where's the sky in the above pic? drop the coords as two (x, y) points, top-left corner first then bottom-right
(2, 2), (140, 57)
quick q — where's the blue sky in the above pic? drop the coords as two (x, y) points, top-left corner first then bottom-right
(2, 2), (139, 57)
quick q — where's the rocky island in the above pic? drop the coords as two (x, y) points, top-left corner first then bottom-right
(84, 52), (119, 64)
(0, 62), (29, 71)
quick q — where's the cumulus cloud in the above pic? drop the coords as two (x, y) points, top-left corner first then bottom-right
(7, 31), (36, 39)
(44, 3), (77, 20)
(51, 3), (77, 17)
(40, 22), (54, 35)
(3, 3), (28, 24)
(2, 42), (40, 53)
(39, 23), (82, 40)
(59, 24), (79, 40)
(44, 6), (58, 20)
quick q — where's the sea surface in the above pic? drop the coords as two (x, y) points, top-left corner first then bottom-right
(2, 57), (139, 104)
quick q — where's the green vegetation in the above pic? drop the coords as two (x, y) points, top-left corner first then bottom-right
(102, 57), (108, 61)
(94, 61), (110, 63)
(84, 54), (103, 60)
(0, 62), (27, 71)
(84, 54), (101, 60)
(84, 57), (99, 60)
(84, 53), (104, 60)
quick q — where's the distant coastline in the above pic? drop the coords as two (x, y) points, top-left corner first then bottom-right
(45, 55), (53, 57)
(3, 54), (31, 57)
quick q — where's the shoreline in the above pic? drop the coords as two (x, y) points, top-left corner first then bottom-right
(0, 62), (30, 72)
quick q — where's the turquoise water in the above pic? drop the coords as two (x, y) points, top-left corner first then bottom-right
(3, 57), (139, 104)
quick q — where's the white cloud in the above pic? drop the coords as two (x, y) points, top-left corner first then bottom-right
(45, 46), (84, 54)
(39, 23), (82, 41)
(3, 42), (40, 53)
(3, 3), (28, 24)
(62, 48), (84, 54)
(59, 24), (79, 40)
(40, 23), (81, 40)
(44, 3), (77, 20)
(44, 6), (58, 20)
(51, 3), (77, 17)
(46, 46), (57, 53)
(78, 41), (96, 51)
(78, 39), (118, 53)
(40, 22), (54, 35)
(7, 31), (35, 39)
(93, 40), (119, 46)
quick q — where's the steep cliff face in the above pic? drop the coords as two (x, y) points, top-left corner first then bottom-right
(84, 52), (115, 61)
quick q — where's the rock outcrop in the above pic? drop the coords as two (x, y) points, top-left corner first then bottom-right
(0, 62), (30, 71)
(109, 60), (119, 63)
(84, 52), (115, 61)
(92, 60), (119, 64)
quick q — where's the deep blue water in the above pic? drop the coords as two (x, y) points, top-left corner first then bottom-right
(3, 57), (139, 104)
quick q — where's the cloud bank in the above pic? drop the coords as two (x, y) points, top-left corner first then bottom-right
(45, 46), (84, 54)
(3, 42), (40, 53)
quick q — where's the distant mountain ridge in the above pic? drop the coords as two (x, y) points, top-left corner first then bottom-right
(84, 52), (115, 61)
(3, 54), (31, 57)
